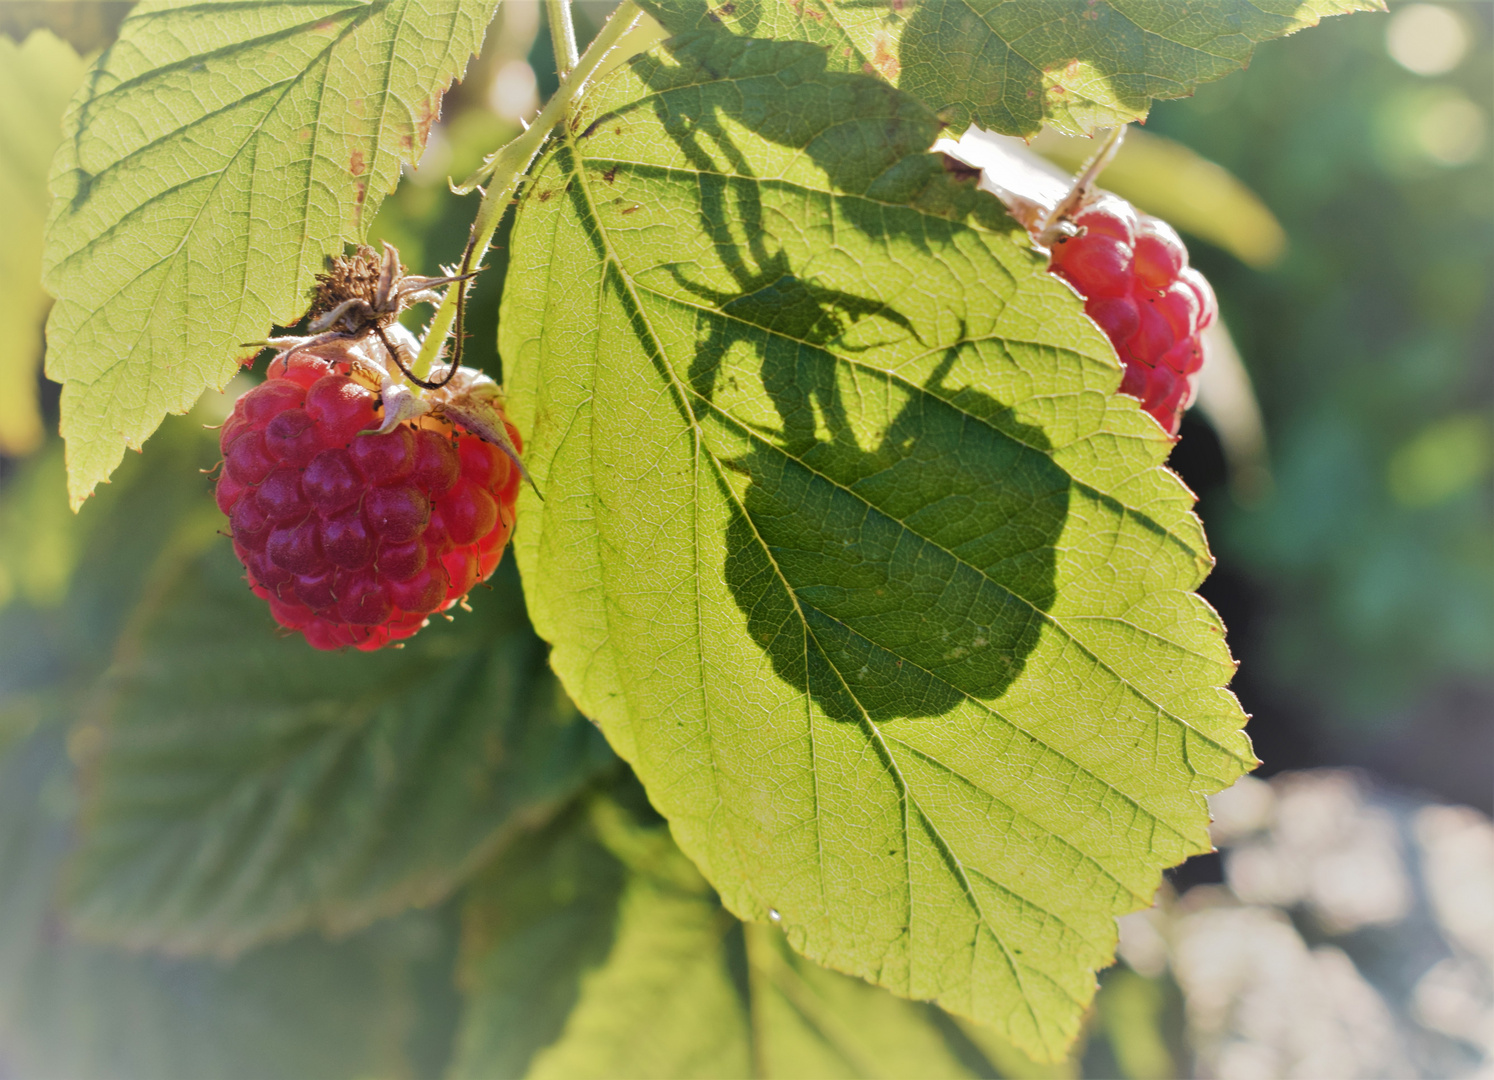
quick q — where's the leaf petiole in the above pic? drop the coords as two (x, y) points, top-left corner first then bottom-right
(411, 0), (643, 382)
(546, 0), (580, 77)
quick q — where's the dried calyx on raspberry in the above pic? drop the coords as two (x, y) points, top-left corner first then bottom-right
(936, 127), (1216, 436)
(216, 244), (527, 651)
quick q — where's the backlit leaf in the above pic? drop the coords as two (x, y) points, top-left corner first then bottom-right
(502, 29), (1253, 1060)
(452, 795), (1044, 1079)
(642, 0), (1383, 137)
(42, 0), (500, 508)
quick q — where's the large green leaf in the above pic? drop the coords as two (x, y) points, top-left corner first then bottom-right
(641, 0), (1382, 137)
(452, 795), (1052, 1079)
(0, 724), (452, 1080)
(67, 541), (614, 956)
(501, 29), (1253, 1060)
(42, 0), (500, 509)
(0, 30), (84, 456)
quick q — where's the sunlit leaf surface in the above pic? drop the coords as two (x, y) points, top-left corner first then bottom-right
(452, 797), (1055, 1079)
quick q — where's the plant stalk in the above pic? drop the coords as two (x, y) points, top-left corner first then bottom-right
(1036, 124), (1128, 247)
(546, 0), (580, 76)
(412, 0), (642, 381)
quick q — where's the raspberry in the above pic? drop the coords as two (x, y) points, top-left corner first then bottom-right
(1046, 194), (1216, 434)
(215, 354), (523, 651)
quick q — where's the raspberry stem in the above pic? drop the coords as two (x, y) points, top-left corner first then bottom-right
(546, 0), (580, 77)
(1036, 125), (1128, 248)
(411, 0), (643, 382)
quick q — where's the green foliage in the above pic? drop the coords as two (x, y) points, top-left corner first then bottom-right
(453, 791), (1057, 1079)
(0, 725), (458, 1080)
(502, 28), (1252, 1059)
(42, 0), (500, 509)
(68, 544), (613, 955)
(0, 30), (83, 456)
(641, 0), (1382, 137)
(0, 448), (76, 609)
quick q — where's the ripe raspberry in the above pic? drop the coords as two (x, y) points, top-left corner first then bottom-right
(1046, 194), (1216, 434)
(215, 351), (522, 651)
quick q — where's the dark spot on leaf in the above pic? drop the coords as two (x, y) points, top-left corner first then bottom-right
(349, 149), (365, 176)
(603, 165), (618, 184)
(416, 96), (441, 145)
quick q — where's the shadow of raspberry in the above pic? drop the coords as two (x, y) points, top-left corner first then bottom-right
(581, 29), (1073, 722)
(700, 276), (1069, 723)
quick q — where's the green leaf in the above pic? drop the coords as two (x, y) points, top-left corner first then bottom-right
(501, 29), (1253, 1060)
(452, 794), (1048, 1079)
(0, 725), (451, 1080)
(641, 0), (1383, 137)
(68, 541), (614, 956)
(0, 30), (85, 456)
(448, 803), (632, 1079)
(42, 0), (500, 509)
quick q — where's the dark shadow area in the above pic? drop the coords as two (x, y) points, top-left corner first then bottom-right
(719, 351), (1068, 723)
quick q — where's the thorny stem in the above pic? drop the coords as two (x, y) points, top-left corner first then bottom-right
(546, 0), (580, 76)
(411, 0), (643, 382)
(1036, 124), (1128, 247)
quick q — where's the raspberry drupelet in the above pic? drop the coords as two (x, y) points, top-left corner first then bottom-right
(1046, 194), (1217, 434)
(215, 348), (522, 651)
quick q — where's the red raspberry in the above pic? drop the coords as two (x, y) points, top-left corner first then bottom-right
(1046, 194), (1216, 434)
(215, 353), (523, 651)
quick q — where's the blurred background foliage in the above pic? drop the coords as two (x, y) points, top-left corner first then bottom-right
(0, 2), (1488, 1077)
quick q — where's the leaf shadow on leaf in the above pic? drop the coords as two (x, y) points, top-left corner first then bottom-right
(620, 34), (1072, 722)
(891, 0), (1351, 135)
(893, 1), (1158, 134)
